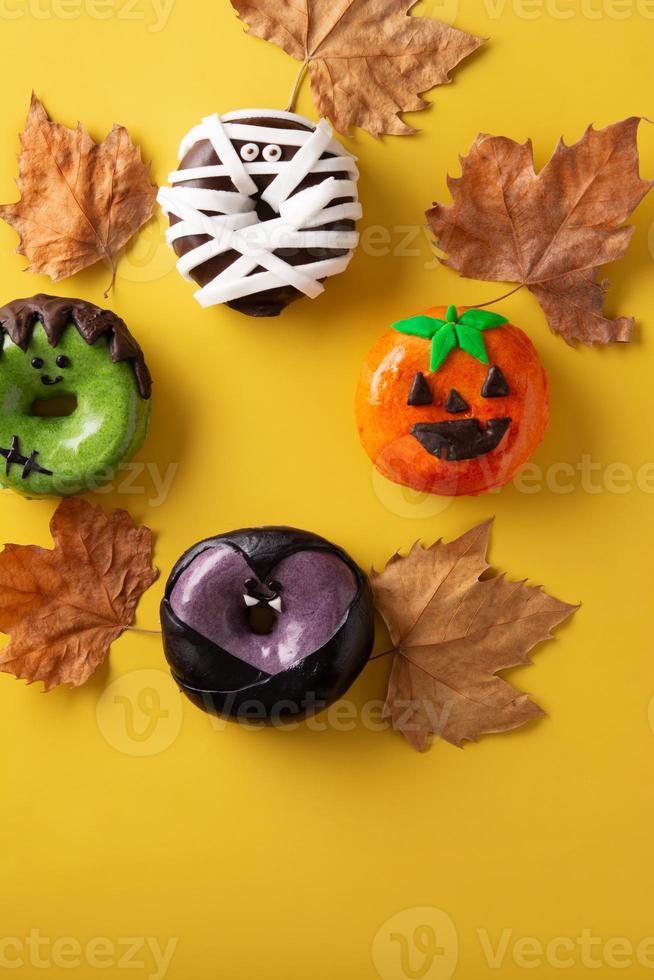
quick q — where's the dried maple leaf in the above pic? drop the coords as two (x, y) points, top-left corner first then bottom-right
(0, 498), (158, 691)
(0, 94), (157, 295)
(371, 520), (578, 751)
(230, 0), (484, 137)
(427, 119), (653, 346)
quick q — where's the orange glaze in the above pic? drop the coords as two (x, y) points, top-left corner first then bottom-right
(355, 306), (550, 496)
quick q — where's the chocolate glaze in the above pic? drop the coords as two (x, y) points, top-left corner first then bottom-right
(412, 418), (512, 461)
(0, 295), (151, 399)
(169, 115), (356, 318)
(160, 526), (375, 723)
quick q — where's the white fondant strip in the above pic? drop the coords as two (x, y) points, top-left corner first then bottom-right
(201, 114), (257, 197)
(169, 156), (359, 183)
(302, 202), (363, 227)
(158, 110), (361, 307)
(261, 120), (333, 211)
(195, 255), (353, 308)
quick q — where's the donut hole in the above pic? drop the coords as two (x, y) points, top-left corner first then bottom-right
(247, 604), (277, 636)
(29, 394), (78, 418)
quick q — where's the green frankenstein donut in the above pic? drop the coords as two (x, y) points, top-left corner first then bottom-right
(0, 295), (152, 497)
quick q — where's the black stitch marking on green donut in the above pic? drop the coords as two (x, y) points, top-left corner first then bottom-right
(0, 435), (52, 478)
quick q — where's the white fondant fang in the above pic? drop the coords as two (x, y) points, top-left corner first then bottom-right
(243, 594), (259, 607)
(269, 596), (282, 613)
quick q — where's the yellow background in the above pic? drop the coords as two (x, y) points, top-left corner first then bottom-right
(0, 1), (653, 977)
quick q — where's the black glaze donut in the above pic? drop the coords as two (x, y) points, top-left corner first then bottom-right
(161, 527), (375, 723)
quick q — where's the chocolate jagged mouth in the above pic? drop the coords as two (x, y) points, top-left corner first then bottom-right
(411, 418), (512, 462)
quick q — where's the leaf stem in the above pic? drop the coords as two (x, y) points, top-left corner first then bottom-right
(126, 625), (162, 635)
(285, 59), (310, 113)
(103, 257), (117, 299)
(368, 647), (397, 663)
(461, 285), (524, 311)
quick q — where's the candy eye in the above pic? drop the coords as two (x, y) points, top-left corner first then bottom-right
(31, 357), (44, 369)
(267, 580), (283, 593)
(244, 577), (258, 591)
(263, 144), (282, 162)
(239, 143), (259, 162)
(56, 355), (71, 369)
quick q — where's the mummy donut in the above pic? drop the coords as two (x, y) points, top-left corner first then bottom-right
(161, 527), (375, 722)
(355, 305), (550, 496)
(0, 295), (151, 496)
(157, 110), (361, 317)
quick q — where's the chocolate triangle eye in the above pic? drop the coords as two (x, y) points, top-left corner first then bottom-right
(407, 372), (433, 406)
(482, 365), (510, 398)
(445, 389), (469, 414)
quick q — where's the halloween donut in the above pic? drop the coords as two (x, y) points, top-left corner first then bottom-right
(157, 109), (361, 317)
(0, 295), (151, 497)
(355, 306), (549, 496)
(161, 527), (375, 722)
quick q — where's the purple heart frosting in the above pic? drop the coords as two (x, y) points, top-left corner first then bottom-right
(169, 544), (358, 675)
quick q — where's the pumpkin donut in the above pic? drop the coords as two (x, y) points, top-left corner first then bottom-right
(355, 306), (550, 496)
(157, 109), (361, 317)
(0, 295), (151, 497)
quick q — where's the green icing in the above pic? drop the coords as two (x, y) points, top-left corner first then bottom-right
(392, 307), (509, 372)
(0, 323), (150, 497)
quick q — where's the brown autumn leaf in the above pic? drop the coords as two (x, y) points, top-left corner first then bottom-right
(0, 94), (157, 295)
(0, 498), (158, 691)
(371, 520), (578, 752)
(230, 0), (484, 137)
(427, 119), (653, 346)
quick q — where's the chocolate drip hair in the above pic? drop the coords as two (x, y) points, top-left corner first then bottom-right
(0, 294), (151, 399)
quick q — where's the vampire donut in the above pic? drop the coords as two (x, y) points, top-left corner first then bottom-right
(157, 109), (361, 317)
(160, 527), (375, 723)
